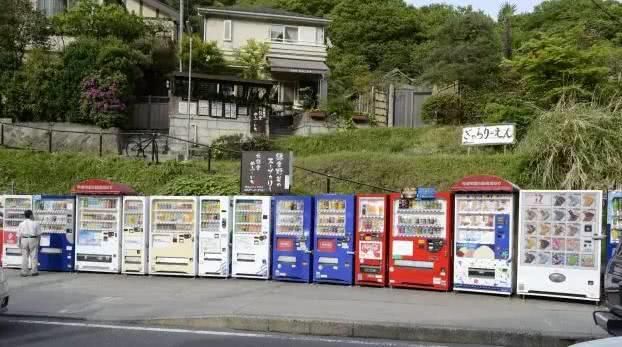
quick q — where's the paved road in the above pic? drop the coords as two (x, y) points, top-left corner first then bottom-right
(0, 318), (493, 347)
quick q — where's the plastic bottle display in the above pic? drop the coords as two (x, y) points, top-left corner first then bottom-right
(201, 200), (220, 232)
(395, 200), (445, 238)
(316, 199), (346, 236)
(276, 200), (304, 235)
(35, 200), (73, 234)
(153, 201), (195, 232)
(235, 200), (263, 233)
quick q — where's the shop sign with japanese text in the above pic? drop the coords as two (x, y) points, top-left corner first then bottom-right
(462, 124), (515, 146)
(241, 151), (293, 194)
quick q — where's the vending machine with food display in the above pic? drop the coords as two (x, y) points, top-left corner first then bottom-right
(231, 196), (271, 279)
(450, 176), (519, 295)
(73, 180), (133, 273)
(388, 190), (453, 291)
(149, 197), (198, 276)
(272, 196), (314, 283)
(33, 195), (75, 272)
(313, 194), (355, 285)
(0, 196), (3, 264)
(121, 196), (149, 275)
(607, 191), (622, 263)
(198, 196), (232, 278)
(517, 190), (603, 301)
(2, 195), (33, 268)
(355, 194), (389, 287)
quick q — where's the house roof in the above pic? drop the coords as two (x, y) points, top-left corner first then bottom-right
(173, 72), (276, 86)
(198, 6), (331, 26)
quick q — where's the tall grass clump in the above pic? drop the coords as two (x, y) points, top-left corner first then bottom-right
(520, 97), (622, 189)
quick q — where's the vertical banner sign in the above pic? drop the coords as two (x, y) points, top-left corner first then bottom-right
(241, 151), (293, 194)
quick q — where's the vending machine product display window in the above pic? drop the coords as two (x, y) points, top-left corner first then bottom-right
(517, 190), (603, 301)
(272, 196), (313, 283)
(607, 192), (622, 263)
(2, 195), (33, 268)
(388, 192), (452, 291)
(355, 194), (389, 287)
(313, 195), (355, 285)
(149, 197), (198, 276)
(198, 196), (232, 277)
(34, 195), (76, 272)
(232, 196), (271, 279)
(122, 197), (149, 275)
(450, 176), (519, 295)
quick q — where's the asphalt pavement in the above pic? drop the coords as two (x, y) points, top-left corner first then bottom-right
(0, 317), (493, 347)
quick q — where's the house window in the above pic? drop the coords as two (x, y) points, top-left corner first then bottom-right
(224, 20), (232, 41)
(271, 25), (299, 43)
(316, 27), (325, 45)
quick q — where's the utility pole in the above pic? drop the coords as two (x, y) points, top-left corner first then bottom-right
(185, 20), (192, 161)
(179, 0), (184, 72)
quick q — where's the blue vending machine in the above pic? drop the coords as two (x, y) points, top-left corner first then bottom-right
(33, 195), (76, 272)
(272, 196), (314, 282)
(313, 194), (355, 285)
(607, 191), (622, 263)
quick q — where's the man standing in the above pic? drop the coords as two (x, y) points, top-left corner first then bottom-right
(17, 210), (41, 277)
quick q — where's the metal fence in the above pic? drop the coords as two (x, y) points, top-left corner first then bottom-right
(0, 122), (399, 194)
(128, 96), (170, 130)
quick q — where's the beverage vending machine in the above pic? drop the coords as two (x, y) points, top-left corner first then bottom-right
(121, 196), (149, 275)
(0, 196), (3, 264)
(517, 190), (603, 301)
(2, 195), (33, 268)
(149, 197), (198, 276)
(355, 194), (389, 287)
(33, 195), (75, 272)
(607, 191), (622, 263)
(231, 196), (271, 279)
(388, 190), (453, 291)
(73, 180), (132, 273)
(198, 196), (232, 278)
(450, 176), (519, 295)
(272, 196), (314, 283)
(313, 194), (355, 285)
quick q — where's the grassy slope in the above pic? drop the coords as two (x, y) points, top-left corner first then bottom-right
(0, 126), (527, 195)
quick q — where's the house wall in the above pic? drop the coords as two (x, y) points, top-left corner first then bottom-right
(203, 17), (327, 62)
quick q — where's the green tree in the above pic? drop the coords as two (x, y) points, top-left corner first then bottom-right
(276, 0), (339, 17)
(0, 0), (49, 73)
(498, 2), (517, 59)
(180, 34), (226, 73)
(505, 32), (622, 106)
(234, 39), (270, 80)
(20, 49), (64, 122)
(420, 9), (502, 92)
(53, 0), (148, 43)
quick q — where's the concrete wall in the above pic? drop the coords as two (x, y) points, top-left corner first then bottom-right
(204, 17), (327, 62)
(291, 113), (336, 136)
(168, 113), (252, 154)
(0, 120), (121, 154)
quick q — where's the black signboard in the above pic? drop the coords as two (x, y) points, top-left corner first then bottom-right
(241, 151), (293, 194)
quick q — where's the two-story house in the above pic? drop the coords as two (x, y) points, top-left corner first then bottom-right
(199, 6), (330, 108)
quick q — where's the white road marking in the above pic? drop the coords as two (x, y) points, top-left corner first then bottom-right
(10, 319), (448, 347)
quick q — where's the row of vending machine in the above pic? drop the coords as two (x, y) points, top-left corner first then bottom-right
(0, 176), (619, 302)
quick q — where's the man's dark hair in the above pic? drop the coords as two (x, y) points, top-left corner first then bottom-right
(24, 210), (33, 219)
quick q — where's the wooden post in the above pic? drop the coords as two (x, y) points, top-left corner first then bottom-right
(208, 147), (212, 172)
(326, 177), (331, 194)
(388, 84), (395, 127)
(147, 95), (152, 130)
(99, 132), (103, 157)
(48, 128), (52, 153)
(0, 123), (4, 146)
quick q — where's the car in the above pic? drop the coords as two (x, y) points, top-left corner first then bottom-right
(0, 266), (8, 313)
(570, 337), (622, 347)
(593, 242), (622, 336)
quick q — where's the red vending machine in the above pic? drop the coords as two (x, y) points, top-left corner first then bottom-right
(388, 189), (453, 291)
(355, 194), (389, 287)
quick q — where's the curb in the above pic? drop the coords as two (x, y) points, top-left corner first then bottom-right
(141, 316), (601, 347)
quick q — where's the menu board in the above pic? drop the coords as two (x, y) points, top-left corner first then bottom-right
(240, 151), (292, 194)
(520, 191), (600, 269)
(276, 200), (304, 236)
(316, 199), (346, 237)
(394, 199), (445, 238)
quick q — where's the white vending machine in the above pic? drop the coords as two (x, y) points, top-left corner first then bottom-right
(2, 195), (32, 268)
(198, 196), (232, 277)
(75, 196), (123, 272)
(517, 190), (603, 301)
(231, 196), (271, 279)
(149, 197), (198, 276)
(122, 196), (149, 275)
